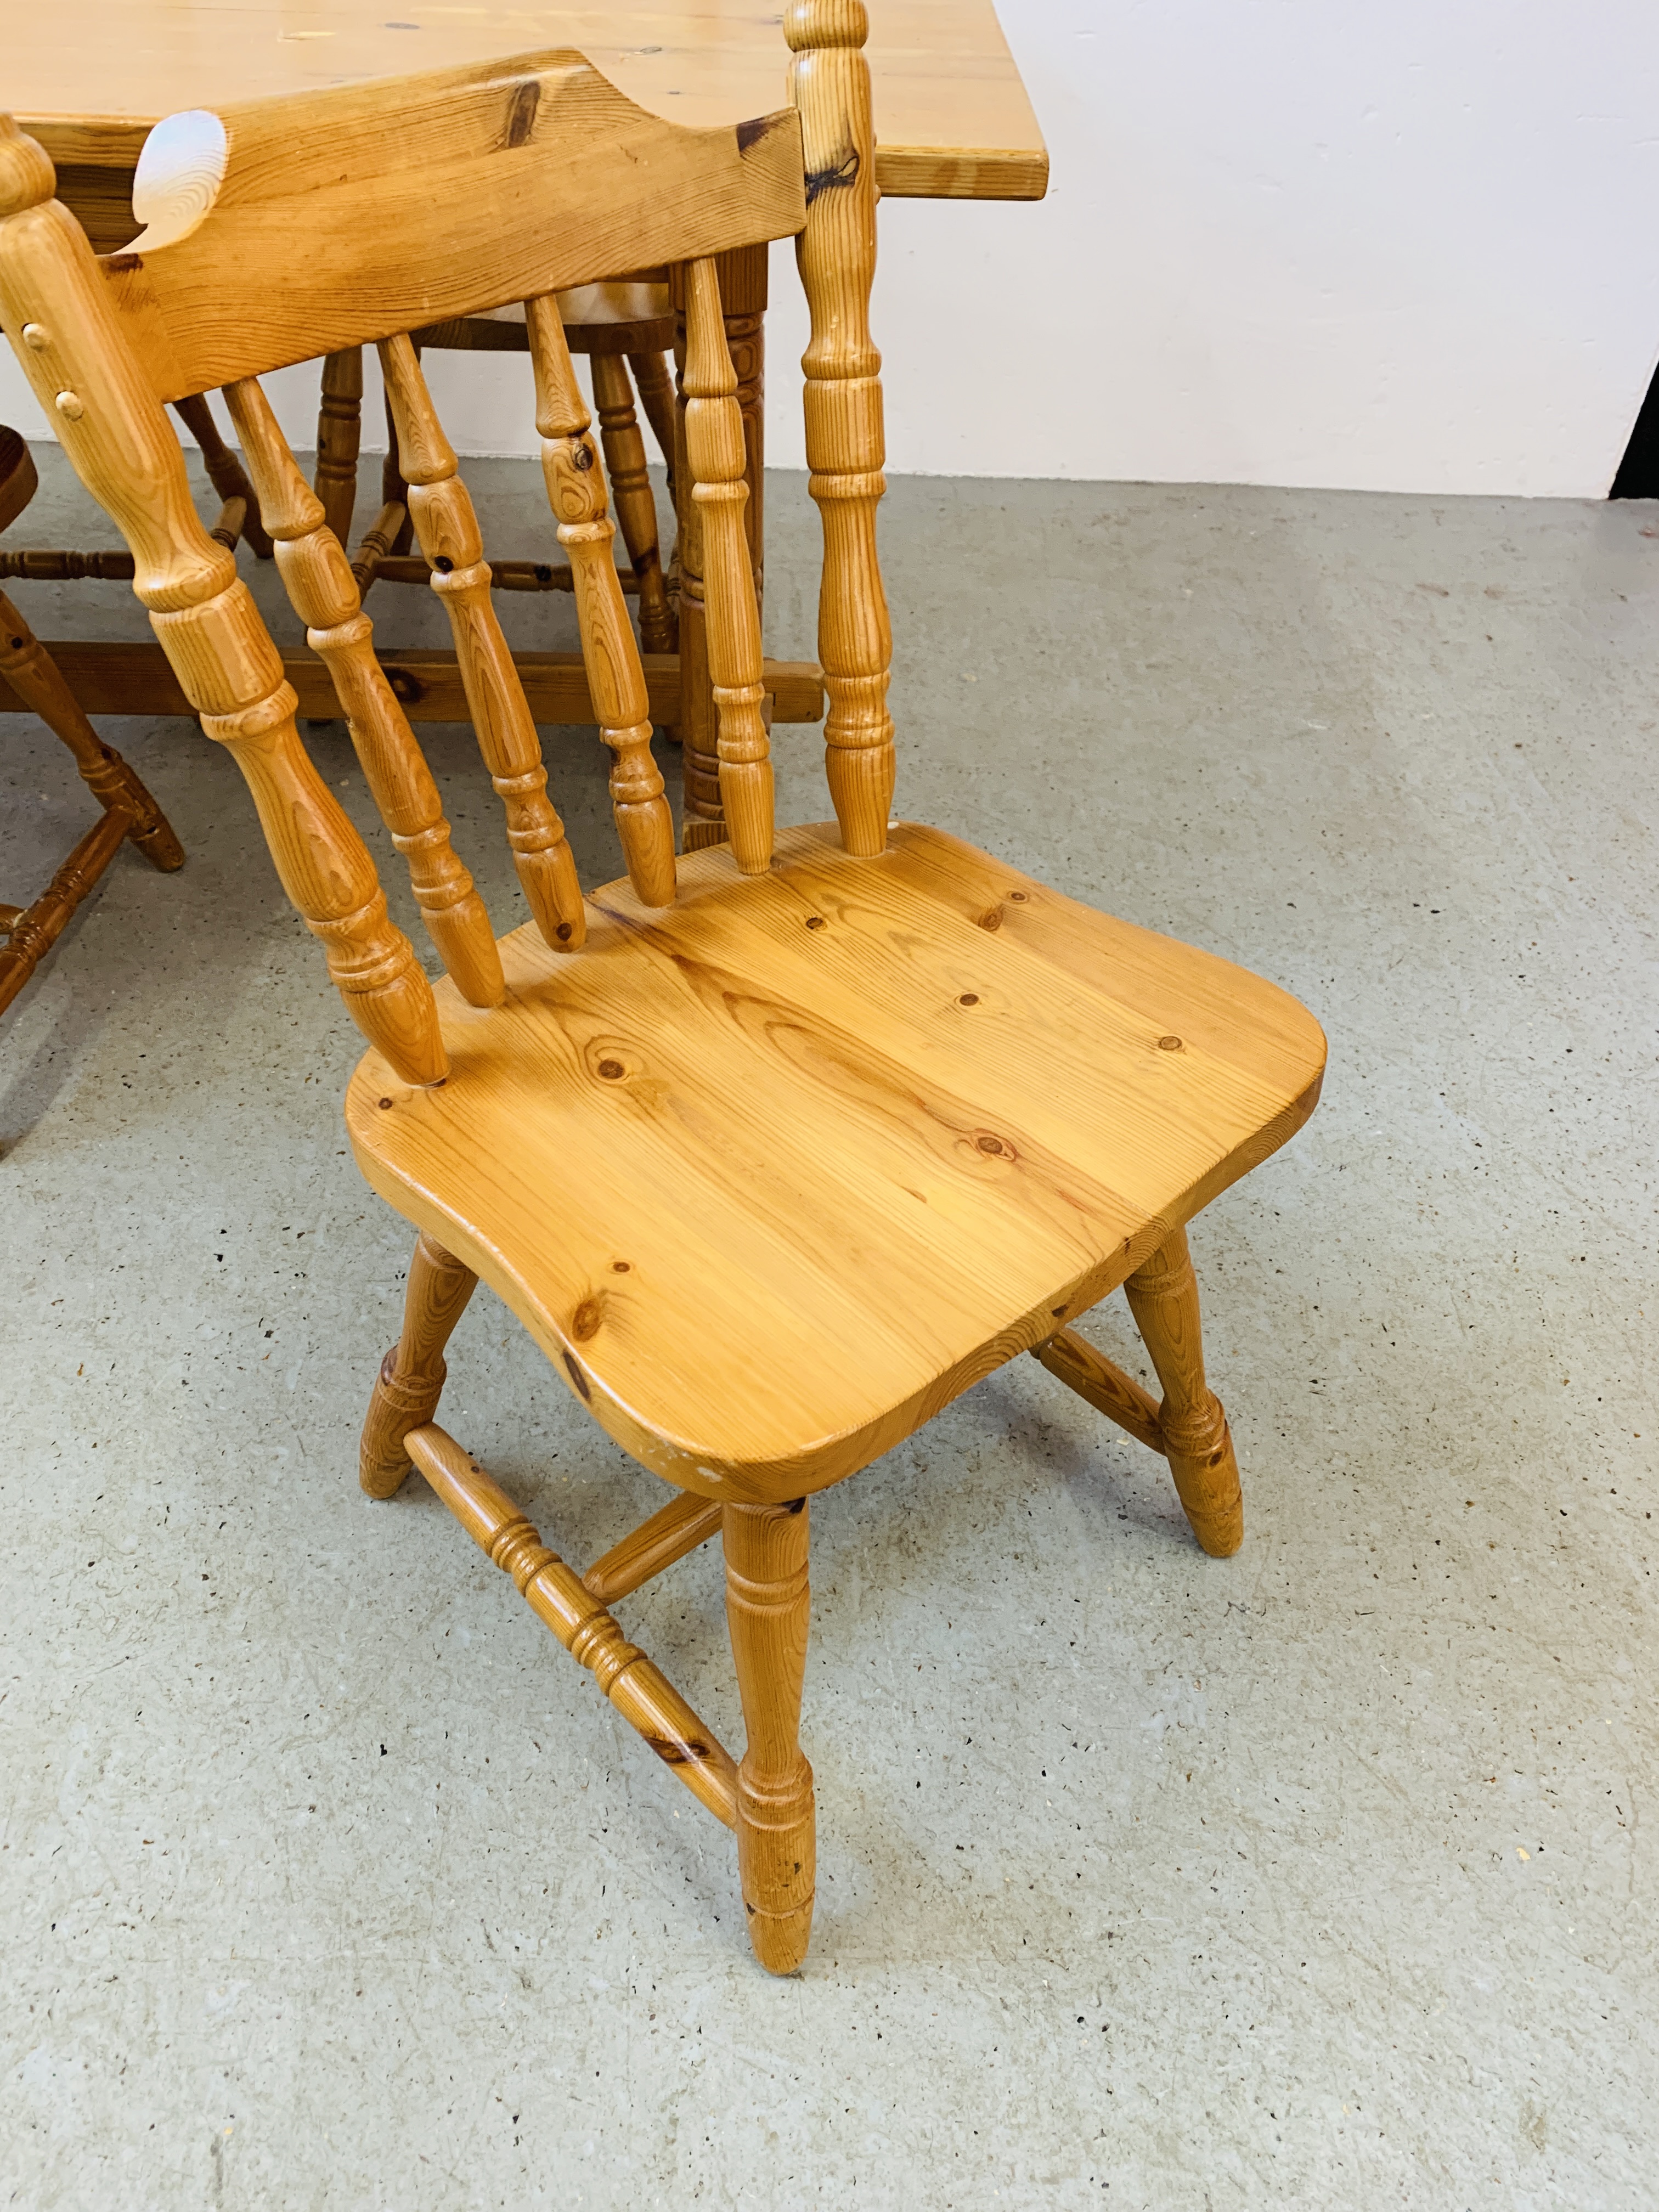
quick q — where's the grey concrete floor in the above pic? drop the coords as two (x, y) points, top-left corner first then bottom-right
(2, 448), (1655, 2211)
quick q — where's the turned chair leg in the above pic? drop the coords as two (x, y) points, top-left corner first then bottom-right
(1123, 1226), (1244, 1558)
(590, 351), (675, 654)
(359, 1230), (478, 1497)
(314, 347), (364, 551)
(171, 392), (276, 560)
(724, 1500), (815, 1973)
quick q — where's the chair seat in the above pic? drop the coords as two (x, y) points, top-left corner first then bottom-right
(345, 823), (1326, 1502)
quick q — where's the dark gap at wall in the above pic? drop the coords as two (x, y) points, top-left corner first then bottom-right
(1610, 355), (1659, 496)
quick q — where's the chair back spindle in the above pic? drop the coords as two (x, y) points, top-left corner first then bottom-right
(682, 258), (774, 873)
(0, 121), (446, 1086)
(525, 295), (677, 909)
(379, 331), (587, 950)
(786, 0), (895, 855)
(314, 347), (364, 548)
(221, 375), (505, 1007)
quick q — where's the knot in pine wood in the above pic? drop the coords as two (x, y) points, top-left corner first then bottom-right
(427, 557), (491, 597)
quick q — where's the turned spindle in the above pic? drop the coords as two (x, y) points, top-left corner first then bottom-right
(590, 352), (675, 652)
(408, 1423), (738, 1829)
(314, 347), (363, 550)
(682, 258), (773, 873)
(379, 330), (587, 949)
(223, 374), (504, 1006)
(171, 390), (274, 558)
(526, 295), (676, 909)
(628, 348), (679, 499)
(670, 301), (723, 848)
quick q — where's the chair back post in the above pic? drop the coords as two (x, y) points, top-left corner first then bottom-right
(0, 118), (446, 1086)
(786, 0), (895, 856)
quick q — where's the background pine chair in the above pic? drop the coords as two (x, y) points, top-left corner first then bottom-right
(0, 1), (1324, 1974)
(0, 424), (183, 1012)
(308, 283), (679, 654)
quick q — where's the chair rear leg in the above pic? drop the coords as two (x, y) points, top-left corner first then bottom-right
(171, 392), (275, 560)
(724, 1500), (815, 1973)
(360, 1230), (478, 1497)
(591, 352), (675, 654)
(1123, 1226), (1244, 1558)
(0, 588), (184, 871)
(314, 348), (363, 551)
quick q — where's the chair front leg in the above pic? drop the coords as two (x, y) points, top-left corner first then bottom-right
(359, 1230), (478, 1497)
(724, 1499), (815, 1973)
(1123, 1226), (1244, 1557)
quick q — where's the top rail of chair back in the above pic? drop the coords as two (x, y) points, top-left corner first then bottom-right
(60, 52), (805, 402)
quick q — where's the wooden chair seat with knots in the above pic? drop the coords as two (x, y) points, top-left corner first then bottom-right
(346, 823), (1323, 1498)
(0, 4), (1324, 1977)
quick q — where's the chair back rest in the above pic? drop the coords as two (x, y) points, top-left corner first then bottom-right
(0, 1), (892, 1086)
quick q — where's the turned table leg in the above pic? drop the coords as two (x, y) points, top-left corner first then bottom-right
(1123, 1226), (1244, 1557)
(360, 1229), (478, 1497)
(724, 1498), (815, 1973)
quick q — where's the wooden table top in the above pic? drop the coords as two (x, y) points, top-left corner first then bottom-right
(5, 1), (1047, 202)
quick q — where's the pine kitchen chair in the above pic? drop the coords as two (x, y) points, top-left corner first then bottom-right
(0, 1), (1325, 1974)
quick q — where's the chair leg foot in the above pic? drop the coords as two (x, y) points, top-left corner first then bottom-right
(1124, 1226), (1244, 1557)
(724, 1499), (815, 1973)
(359, 1230), (478, 1497)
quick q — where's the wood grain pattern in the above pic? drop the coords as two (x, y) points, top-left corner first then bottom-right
(581, 1492), (724, 1606)
(586, 353), (674, 652)
(314, 347), (363, 551)
(359, 1229), (478, 1497)
(787, 1), (895, 855)
(1124, 1228), (1244, 1558)
(0, 637), (824, 727)
(380, 330), (587, 950)
(170, 390), (273, 557)
(406, 1421), (739, 1827)
(223, 373), (505, 1007)
(95, 55), (806, 403)
(684, 257), (772, 874)
(670, 301), (719, 845)
(628, 348), (678, 492)
(348, 499), (407, 595)
(0, 127), (445, 1086)
(9, 2), (1048, 206)
(526, 294), (676, 909)
(724, 1499), (815, 1973)
(344, 821), (1326, 1503)
(1032, 1327), (1166, 1456)
(715, 242), (768, 606)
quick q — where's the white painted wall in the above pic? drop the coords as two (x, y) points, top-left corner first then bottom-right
(5, 2), (1659, 496)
